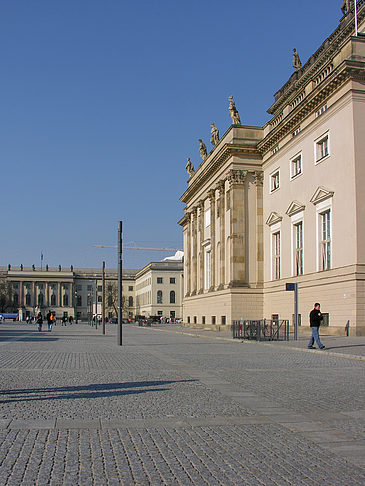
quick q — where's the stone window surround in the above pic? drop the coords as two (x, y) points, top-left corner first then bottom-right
(314, 130), (330, 165)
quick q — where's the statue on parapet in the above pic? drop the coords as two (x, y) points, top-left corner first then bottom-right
(210, 123), (220, 146)
(185, 157), (195, 177)
(228, 96), (241, 125)
(292, 48), (302, 71)
(198, 139), (208, 160)
(341, 0), (352, 15)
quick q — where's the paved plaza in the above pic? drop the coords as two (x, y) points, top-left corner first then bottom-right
(0, 322), (365, 485)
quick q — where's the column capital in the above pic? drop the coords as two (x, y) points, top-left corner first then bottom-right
(191, 207), (198, 217)
(197, 200), (205, 212)
(208, 189), (216, 202)
(227, 169), (247, 187)
(217, 180), (226, 195)
(253, 170), (264, 186)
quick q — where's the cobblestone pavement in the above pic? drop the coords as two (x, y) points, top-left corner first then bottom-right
(1, 322), (365, 485)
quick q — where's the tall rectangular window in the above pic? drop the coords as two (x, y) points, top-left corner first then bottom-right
(270, 170), (280, 192)
(205, 209), (211, 227)
(290, 153), (302, 179)
(204, 250), (211, 290)
(294, 222), (303, 276)
(315, 133), (329, 163)
(321, 210), (331, 270)
(272, 231), (281, 280)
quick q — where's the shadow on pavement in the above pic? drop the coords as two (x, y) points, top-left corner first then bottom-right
(0, 379), (197, 403)
(0, 329), (59, 342)
(326, 344), (365, 350)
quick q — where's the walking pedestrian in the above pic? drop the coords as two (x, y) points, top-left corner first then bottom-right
(36, 312), (43, 332)
(62, 315), (67, 326)
(308, 303), (325, 349)
(46, 311), (52, 332)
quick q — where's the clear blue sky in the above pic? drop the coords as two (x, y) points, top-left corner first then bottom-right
(1, 1), (340, 270)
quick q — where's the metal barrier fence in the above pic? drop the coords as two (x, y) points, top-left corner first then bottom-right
(232, 319), (290, 341)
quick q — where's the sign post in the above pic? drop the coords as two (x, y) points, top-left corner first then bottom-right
(286, 282), (299, 340)
(102, 260), (105, 335)
(117, 221), (123, 346)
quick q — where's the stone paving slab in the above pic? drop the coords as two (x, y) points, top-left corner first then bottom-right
(9, 419), (56, 429)
(0, 322), (365, 485)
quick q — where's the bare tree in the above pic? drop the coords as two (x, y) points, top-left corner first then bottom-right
(106, 281), (131, 318)
(0, 279), (15, 312)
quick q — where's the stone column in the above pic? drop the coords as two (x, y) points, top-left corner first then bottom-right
(208, 189), (216, 291)
(19, 281), (23, 308)
(185, 212), (192, 297)
(227, 169), (247, 287)
(191, 208), (198, 295)
(32, 281), (35, 311)
(59, 283), (63, 307)
(217, 180), (226, 290)
(254, 171), (264, 285)
(198, 200), (205, 294)
(45, 282), (49, 307)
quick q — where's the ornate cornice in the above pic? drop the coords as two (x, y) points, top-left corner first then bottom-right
(268, 2), (365, 115)
(259, 64), (352, 155)
(180, 142), (260, 204)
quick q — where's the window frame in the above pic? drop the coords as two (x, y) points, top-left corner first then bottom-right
(270, 222), (281, 280)
(270, 168), (280, 193)
(157, 290), (163, 304)
(290, 151), (303, 180)
(314, 131), (330, 165)
(316, 199), (332, 271)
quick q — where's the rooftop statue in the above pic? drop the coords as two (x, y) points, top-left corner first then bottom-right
(210, 123), (220, 146)
(341, 0), (352, 15)
(185, 157), (195, 177)
(198, 139), (208, 160)
(228, 96), (241, 125)
(292, 48), (302, 71)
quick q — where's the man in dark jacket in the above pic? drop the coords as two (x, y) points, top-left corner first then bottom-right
(308, 303), (325, 349)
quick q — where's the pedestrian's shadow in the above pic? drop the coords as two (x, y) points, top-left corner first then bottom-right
(0, 379), (197, 404)
(325, 344), (365, 351)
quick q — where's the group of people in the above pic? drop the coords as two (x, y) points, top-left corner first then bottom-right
(33, 312), (74, 331)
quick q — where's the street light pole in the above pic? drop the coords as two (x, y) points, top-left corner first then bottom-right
(117, 221), (123, 346)
(102, 261), (105, 335)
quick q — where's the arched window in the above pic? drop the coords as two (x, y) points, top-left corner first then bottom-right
(25, 294), (31, 306)
(63, 294), (69, 306)
(51, 294), (56, 306)
(157, 290), (163, 304)
(170, 291), (175, 304)
(129, 296), (133, 307)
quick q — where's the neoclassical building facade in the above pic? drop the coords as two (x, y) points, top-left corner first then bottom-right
(179, 3), (365, 335)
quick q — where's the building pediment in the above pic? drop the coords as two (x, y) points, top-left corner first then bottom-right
(286, 200), (305, 217)
(266, 212), (283, 226)
(310, 186), (334, 205)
